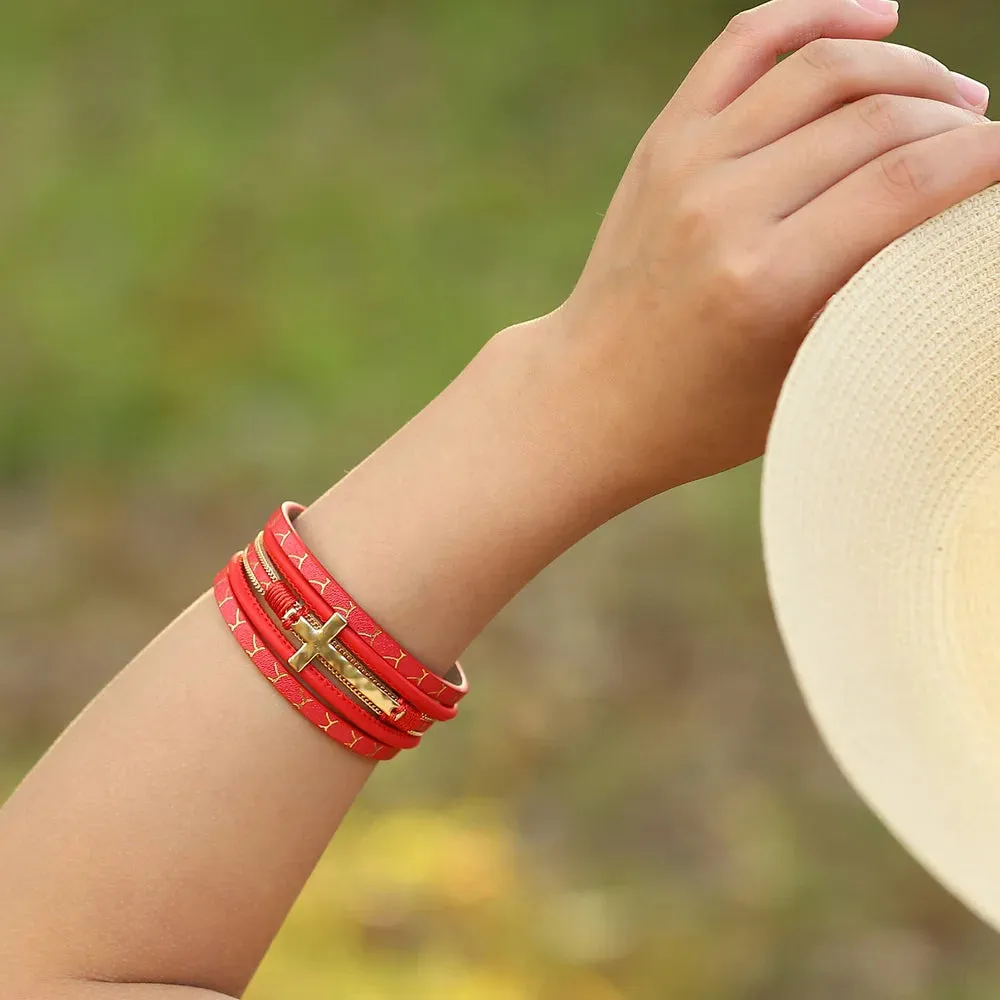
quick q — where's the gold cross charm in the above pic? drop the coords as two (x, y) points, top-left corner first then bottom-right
(288, 612), (348, 674)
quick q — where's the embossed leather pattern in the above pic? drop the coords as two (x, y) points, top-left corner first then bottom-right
(228, 552), (420, 750)
(213, 560), (398, 761)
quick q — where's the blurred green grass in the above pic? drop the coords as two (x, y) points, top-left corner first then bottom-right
(3, 1), (1000, 997)
(0, 0), (707, 487)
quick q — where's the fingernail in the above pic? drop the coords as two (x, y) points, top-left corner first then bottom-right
(854, 0), (899, 15)
(953, 72), (991, 110)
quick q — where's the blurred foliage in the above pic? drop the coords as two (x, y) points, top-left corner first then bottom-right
(2, 0), (1000, 997)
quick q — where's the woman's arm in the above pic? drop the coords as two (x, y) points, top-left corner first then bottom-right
(2, 0), (998, 995)
(0, 317), (621, 999)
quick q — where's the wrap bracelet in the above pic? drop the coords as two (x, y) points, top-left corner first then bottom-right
(265, 501), (469, 708)
(212, 501), (468, 760)
(257, 527), (458, 723)
(241, 537), (429, 737)
(228, 551), (422, 750)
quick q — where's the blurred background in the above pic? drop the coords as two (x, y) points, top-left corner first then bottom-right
(1, 0), (999, 997)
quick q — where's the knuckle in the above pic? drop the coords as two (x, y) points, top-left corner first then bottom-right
(631, 128), (660, 177)
(722, 10), (757, 43)
(672, 183), (720, 238)
(798, 37), (853, 76)
(633, 125), (684, 187)
(856, 93), (904, 142)
(712, 250), (769, 321)
(905, 44), (948, 80)
(876, 148), (934, 199)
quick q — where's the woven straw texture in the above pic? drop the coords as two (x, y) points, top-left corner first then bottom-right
(762, 183), (1000, 932)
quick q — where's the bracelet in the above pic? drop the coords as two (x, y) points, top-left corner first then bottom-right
(265, 501), (469, 708)
(211, 500), (469, 759)
(213, 560), (398, 761)
(242, 537), (430, 736)
(227, 552), (421, 750)
(255, 528), (458, 723)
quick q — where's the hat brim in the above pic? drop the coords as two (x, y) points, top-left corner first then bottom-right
(762, 183), (1000, 931)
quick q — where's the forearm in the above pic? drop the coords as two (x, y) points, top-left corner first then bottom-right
(0, 315), (636, 998)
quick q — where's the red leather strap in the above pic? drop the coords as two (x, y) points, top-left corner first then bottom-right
(227, 552), (420, 751)
(213, 560), (397, 761)
(242, 539), (431, 736)
(260, 524), (461, 720)
(265, 501), (468, 708)
(255, 529), (457, 723)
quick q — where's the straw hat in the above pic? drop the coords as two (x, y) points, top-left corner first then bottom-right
(762, 183), (1000, 931)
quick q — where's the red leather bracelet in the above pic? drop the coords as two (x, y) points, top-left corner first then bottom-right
(212, 499), (469, 760)
(213, 560), (398, 761)
(227, 552), (421, 751)
(260, 524), (461, 721)
(242, 538), (431, 737)
(253, 528), (457, 723)
(264, 501), (469, 708)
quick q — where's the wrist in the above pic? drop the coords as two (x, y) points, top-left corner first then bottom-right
(499, 305), (689, 507)
(294, 312), (641, 669)
(471, 310), (656, 526)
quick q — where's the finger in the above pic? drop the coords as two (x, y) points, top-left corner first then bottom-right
(775, 122), (1000, 310)
(673, 0), (899, 119)
(713, 39), (988, 157)
(738, 96), (987, 218)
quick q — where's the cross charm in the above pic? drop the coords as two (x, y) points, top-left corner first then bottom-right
(288, 612), (348, 674)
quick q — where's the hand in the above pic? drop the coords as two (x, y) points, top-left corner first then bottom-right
(550, 0), (995, 495)
(278, 0), (1000, 667)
